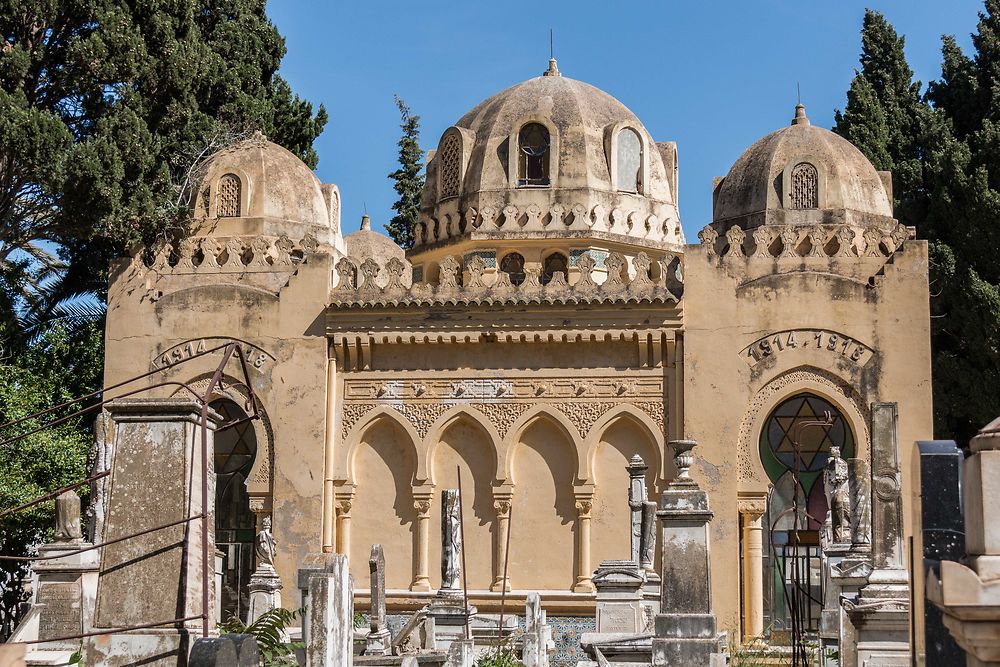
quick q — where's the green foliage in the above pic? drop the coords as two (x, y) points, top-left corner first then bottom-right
(0, 319), (103, 640)
(474, 646), (522, 667)
(354, 611), (367, 629)
(218, 606), (305, 666)
(836, 3), (1000, 442)
(386, 96), (425, 250)
(0, 0), (327, 316)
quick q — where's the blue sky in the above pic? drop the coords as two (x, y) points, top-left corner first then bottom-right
(268, 1), (983, 242)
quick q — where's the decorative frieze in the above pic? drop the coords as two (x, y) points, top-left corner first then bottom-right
(699, 222), (915, 260)
(136, 234), (319, 274)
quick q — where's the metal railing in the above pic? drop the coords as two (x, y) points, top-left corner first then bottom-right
(1, 341), (261, 644)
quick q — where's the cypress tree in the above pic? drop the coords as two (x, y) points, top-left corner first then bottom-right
(837, 5), (1000, 442)
(386, 96), (425, 250)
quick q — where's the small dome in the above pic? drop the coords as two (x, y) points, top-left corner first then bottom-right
(344, 214), (405, 262)
(415, 62), (683, 252)
(190, 132), (342, 247)
(713, 105), (893, 228)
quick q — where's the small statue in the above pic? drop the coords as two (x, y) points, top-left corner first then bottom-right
(255, 516), (277, 569)
(54, 490), (83, 542)
(823, 446), (850, 544)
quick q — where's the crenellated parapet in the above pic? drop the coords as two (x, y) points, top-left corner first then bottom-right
(132, 233), (321, 275)
(330, 250), (682, 308)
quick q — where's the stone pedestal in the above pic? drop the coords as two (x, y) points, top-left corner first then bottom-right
(579, 561), (652, 666)
(84, 399), (220, 667)
(928, 417), (1000, 666)
(246, 565), (282, 626)
(651, 440), (722, 667)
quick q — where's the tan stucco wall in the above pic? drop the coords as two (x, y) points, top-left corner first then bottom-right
(682, 239), (933, 635)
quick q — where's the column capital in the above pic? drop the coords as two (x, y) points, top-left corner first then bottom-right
(738, 495), (767, 520)
(575, 498), (594, 516)
(493, 498), (512, 517)
(413, 498), (433, 515)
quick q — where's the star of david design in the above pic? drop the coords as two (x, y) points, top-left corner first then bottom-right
(213, 399), (256, 476)
(769, 396), (840, 473)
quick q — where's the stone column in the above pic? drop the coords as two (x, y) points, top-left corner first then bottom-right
(573, 497), (595, 593)
(738, 495), (766, 644)
(412, 495), (433, 592)
(846, 402), (910, 666)
(627, 454), (649, 565)
(491, 497), (512, 592)
(428, 489), (475, 651)
(652, 439), (720, 667)
(84, 399), (220, 667)
(336, 497), (353, 557)
(366, 544), (390, 655)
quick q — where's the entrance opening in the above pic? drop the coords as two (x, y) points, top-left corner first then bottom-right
(758, 393), (854, 639)
(212, 397), (258, 622)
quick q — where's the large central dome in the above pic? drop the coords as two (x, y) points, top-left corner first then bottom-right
(412, 60), (683, 262)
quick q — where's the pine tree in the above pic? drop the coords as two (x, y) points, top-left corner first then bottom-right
(386, 96), (425, 250)
(0, 0), (328, 322)
(836, 5), (1000, 442)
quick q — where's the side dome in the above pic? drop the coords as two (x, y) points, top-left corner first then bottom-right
(712, 105), (893, 229)
(189, 132), (343, 249)
(416, 59), (683, 256)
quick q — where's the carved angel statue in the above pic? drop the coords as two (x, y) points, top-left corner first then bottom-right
(823, 446), (851, 545)
(440, 490), (462, 591)
(256, 516), (277, 569)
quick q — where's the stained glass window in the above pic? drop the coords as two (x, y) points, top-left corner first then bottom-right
(616, 128), (643, 193)
(518, 123), (551, 186)
(759, 393), (854, 634)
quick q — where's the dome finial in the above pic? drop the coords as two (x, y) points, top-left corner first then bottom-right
(544, 29), (560, 77)
(360, 213), (371, 231)
(792, 103), (810, 126)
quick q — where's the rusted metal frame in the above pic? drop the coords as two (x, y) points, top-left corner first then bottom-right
(18, 614), (204, 646)
(0, 513), (205, 561)
(0, 470), (110, 520)
(0, 342), (233, 433)
(0, 380), (204, 448)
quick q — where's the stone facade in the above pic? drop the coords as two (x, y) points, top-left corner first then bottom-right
(100, 61), (933, 655)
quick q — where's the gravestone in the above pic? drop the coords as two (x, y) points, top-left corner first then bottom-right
(523, 593), (552, 667)
(651, 440), (722, 667)
(592, 560), (646, 634)
(427, 489), (475, 650)
(366, 544), (391, 655)
(916, 440), (965, 666)
(307, 553), (353, 667)
(84, 399), (220, 667)
(189, 634), (260, 666)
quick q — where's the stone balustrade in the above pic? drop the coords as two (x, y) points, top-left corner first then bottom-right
(331, 250), (682, 307)
(134, 233), (320, 273)
(415, 200), (677, 247)
(698, 222), (915, 260)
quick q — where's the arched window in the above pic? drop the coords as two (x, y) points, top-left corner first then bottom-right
(212, 397), (258, 621)
(616, 128), (643, 193)
(790, 162), (819, 209)
(217, 174), (242, 217)
(439, 133), (462, 199)
(518, 123), (551, 186)
(758, 393), (854, 635)
(541, 252), (568, 285)
(500, 252), (526, 286)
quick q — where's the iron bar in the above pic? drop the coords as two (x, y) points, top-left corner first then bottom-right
(0, 513), (205, 561)
(0, 470), (110, 520)
(18, 614), (204, 645)
(456, 466), (472, 641)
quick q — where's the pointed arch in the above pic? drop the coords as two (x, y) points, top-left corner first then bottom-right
(339, 406), (421, 484)
(502, 406), (582, 483)
(585, 404), (665, 483)
(425, 406), (501, 486)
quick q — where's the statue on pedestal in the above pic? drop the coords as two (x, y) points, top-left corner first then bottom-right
(255, 516), (277, 570)
(824, 446), (850, 545)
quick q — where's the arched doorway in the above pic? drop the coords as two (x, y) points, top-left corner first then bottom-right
(758, 393), (855, 637)
(213, 397), (258, 622)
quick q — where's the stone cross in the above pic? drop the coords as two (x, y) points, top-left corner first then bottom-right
(366, 544), (390, 655)
(440, 489), (462, 593)
(627, 455), (649, 565)
(54, 490), (83, 542)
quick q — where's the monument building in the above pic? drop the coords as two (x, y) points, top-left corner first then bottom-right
(101, 58), (932, 652)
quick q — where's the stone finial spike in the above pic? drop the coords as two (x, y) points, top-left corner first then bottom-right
(361, 214), (371, 231)
(792, 103), (811, 126)
(544, 58), (560, 77)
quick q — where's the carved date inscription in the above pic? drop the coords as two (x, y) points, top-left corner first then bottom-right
(741, 329), (873, 367)
(151, 337), (274, 371)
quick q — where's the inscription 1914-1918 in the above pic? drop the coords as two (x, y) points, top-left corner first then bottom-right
(150, 337), (274, 371)
(741, 329), (874, 367)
